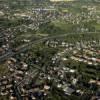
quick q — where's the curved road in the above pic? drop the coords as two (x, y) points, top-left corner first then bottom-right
(0, 32), (98, 63)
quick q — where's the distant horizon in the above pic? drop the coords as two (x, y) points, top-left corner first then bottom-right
(50, 0), (75, 2)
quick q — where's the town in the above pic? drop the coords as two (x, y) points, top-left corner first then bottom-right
(0, 0), (100, 100)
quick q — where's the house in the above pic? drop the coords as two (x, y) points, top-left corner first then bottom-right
(1, 90), (8, 96)
(6, 84), (13, 89)
(9, 58), (17, 63)
(63, 87), (75, 95)
(69, 69), (76, 73)
(72, 78), (78, 85)
(0, 48), (5, 55)
(10, 95), (17, 100)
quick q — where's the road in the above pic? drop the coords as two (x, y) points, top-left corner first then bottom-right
(13, 82), (23, 100)
(0, 34), (70, 63)
(0, 32), (99, 63)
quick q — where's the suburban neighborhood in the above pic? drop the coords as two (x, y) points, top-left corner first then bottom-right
(0, 0), (100, 100)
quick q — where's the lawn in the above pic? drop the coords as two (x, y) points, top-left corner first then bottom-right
(52, 19), (76, 32)
(94, 24), (100, 31)
(0, 64), (9, 77)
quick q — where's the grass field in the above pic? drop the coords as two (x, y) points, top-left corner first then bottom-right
(94, 24), (100, 31)
(52, 19), (77, 32)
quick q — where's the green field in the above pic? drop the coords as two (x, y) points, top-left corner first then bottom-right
(0, 64), (8, 77)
